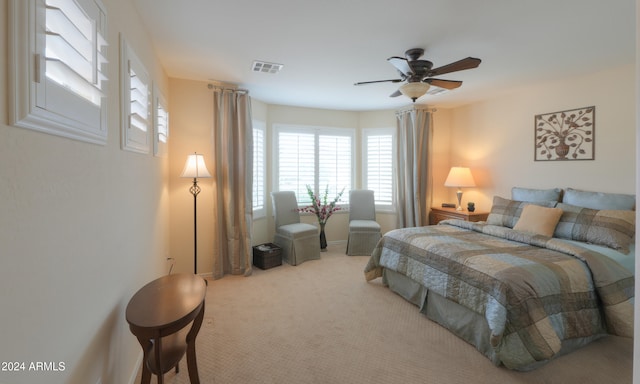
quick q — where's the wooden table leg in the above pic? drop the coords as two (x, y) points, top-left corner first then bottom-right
(155, 335), (164, 384)
(136, 336), (153, 384)
(186, 302), (205, 384)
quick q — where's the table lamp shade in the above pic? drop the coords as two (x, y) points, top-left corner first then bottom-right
(444, 167), (475, 211)
(444, 167), (476, 188)
(181, 153), (211, 179)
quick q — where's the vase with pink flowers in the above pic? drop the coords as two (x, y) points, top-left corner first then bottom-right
(298, 185), (345, 251)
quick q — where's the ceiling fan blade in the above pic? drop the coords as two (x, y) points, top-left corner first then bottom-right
(354, 79), (403, 86)
(389, 90), (402, 98)
(387, 56), (411, 76)
(425, 78), (463, 90)
(429, 57), (481, 76)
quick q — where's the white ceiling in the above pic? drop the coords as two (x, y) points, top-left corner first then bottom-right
(132, 0), (635, 111)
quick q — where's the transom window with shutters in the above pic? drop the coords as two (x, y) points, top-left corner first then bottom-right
(10, 0), (109, 144)
(363, 128), (395, 210)
(153, 86), (169, 158)
(274, 125), (354, 206)
(120, 35), (151, 154)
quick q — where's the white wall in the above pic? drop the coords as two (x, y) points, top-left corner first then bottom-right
(0, 1), (170, 383)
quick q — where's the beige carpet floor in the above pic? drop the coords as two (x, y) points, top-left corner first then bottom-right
(138, 243), (633, 384)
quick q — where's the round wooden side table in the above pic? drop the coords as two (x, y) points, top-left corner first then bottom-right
(126, 273), (207, 384)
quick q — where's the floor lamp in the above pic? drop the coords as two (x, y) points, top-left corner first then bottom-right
(181, 153), (212, 274)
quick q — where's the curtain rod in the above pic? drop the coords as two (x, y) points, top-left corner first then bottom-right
(396, 105), (437, 114)
(207, 83), (249, 94)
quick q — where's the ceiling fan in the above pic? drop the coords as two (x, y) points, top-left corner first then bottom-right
(354, 48), (481, 102)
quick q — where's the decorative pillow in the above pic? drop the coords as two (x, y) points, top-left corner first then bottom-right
(511, 187), (562, 203)
(562, 188), (635, 211)
(513, 205), (564, 237)
(486, 196), (557, 228)
(554, 203), (636, 254)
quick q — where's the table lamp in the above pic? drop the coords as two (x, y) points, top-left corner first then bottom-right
(444, 167), (476, 211)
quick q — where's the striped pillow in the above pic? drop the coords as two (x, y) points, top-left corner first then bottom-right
(554, 203), (635, 254)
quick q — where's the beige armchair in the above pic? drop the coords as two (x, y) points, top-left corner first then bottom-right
(346, 190), (382, 256)
(271, 191), (320, 265)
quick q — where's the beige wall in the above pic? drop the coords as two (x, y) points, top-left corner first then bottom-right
(0, 1), (170, 383)
(168, 79), (215, 275)
(444, 64), (636, 212)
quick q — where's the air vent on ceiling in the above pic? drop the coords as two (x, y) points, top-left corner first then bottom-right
(252, 60), (284, 74)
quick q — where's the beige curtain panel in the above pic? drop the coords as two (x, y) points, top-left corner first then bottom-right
(210, 88), (254, 279)
(395, 107), (433, 228)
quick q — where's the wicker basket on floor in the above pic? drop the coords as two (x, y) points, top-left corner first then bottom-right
(253, 243), (283, 270)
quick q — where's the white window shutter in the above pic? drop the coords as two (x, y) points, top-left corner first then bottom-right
(9, 0), (108, 144)
(252, 121), (266, 216)
(275, 125), (354, 206)
(319, 135), (351, 204)
(364, 129), (394, 207)
(277, 131), (316, 204)
(120, 35), (151, 154)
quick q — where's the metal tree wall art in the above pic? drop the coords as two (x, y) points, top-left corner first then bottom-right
(534, 106), (595, 161)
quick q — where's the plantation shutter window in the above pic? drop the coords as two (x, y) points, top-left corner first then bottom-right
(252, 121), (266, 217)
(45, 0), (107, 106)
(10, 0), (109, 144)
(153, 86), (169, 157)
(319, 135), (352, 205)
(275, 125), (354, 206)
(156, 102), (168, 144)
(120, 36), (151, 154)
(363, 128), (395, 209)
(129, 69), (149, 132)
(277, 131), (316, 205)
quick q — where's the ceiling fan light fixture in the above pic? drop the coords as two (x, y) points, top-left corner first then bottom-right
(399, 82), (430, 102)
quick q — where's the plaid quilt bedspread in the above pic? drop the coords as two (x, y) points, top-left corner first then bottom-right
(364, 220), (634, 369)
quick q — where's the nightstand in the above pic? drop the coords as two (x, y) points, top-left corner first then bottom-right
(429, 207), (489, 225)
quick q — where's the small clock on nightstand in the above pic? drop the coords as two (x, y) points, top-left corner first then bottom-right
(429, 206), (489, 225)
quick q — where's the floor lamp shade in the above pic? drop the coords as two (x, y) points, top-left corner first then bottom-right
(181, 153), (211, 274)
(181, 153), (212, 179)
(444, 167), (476, 211)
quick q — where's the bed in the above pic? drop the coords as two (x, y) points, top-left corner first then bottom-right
(364, 188), (635, 371)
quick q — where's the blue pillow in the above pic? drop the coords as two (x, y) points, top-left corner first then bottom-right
(562, 188), (635, 210)
(511, 187), (562, 203)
